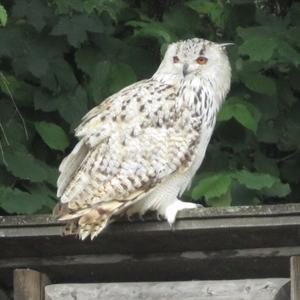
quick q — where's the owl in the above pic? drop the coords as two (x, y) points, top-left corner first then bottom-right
(54, 38), (232, 240)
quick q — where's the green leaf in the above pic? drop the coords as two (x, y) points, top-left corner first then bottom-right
(277, 41), (300, 67)
(237, 26), (274, 40)
(34, 90), (60, 112)
(109, 63), (137, 94)
(0, 186), (49, 214)
(88, 60), (111, 101)
(286, 26), (300, 47)
(192, 173), (232, 200)
(0, 27), (26, 58)
(75, 47), (104, 75)
(41, 57), (77, 92)
(241, 72), (276, 95)
(12, 0), (52, 31)
(0, 4), (7, 26)
(206, 191), (232, 207)
(163, 5), (201, 37)
(127, 21), (175, 43)
(89, 61), (137, 103)
(35, 122), (69, 151)
(186, 0), (225, 28)
(231, 183), (260, 206)
(233, 170), (276, 190)
(52, 0), (127, 21)
(239, 37), (278, 61)
(254, 152), (279, 177)
(57, 86), (89, 129)
(83, 0), (127, 21)
(4, 149), (48, 182)
(52, 0), (84, 14)
(281, 155), (300, 184)
(51, 15), (104, 47)
(218, 98), (261, 133)
(261, 179), (291, 198)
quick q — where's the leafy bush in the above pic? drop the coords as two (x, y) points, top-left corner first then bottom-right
(0, 0), (299, 214)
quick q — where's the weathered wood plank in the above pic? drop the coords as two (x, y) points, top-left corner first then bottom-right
(45, 279), (290, 300)
(14, 269), (50, 300)
(0, 288), (10, 300)
(1, 204), (300, 228)
(0, 205), (300, 289)
(1, 247), (298, 286)
(291, 256), (300, 300)
(1, 214), (300, 262)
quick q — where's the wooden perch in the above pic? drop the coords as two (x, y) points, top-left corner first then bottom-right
(0, 204), (299, 290)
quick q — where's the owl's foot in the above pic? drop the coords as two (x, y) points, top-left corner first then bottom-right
(125, 206), (146, 222)
(127, 214), (133, 222)
(156, 212), (163, 221)
(164, 199), (202, 227)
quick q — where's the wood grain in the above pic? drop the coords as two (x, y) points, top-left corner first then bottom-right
(291, 256), (300, 300)
(14, 269), (50, 300)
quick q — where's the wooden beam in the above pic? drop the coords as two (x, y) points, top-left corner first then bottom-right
(0, 205), (299, 289)
(45, 279), (290, 300)
(3, 247), (296, 284)
(14, 269), (50, 300)
(291, 256), (300, 300)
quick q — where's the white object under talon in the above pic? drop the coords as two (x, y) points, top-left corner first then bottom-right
(165, 199), (199, 226)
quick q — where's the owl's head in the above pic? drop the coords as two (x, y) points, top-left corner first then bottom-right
(153, 38), (232, 86)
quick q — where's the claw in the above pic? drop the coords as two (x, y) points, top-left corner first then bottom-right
(156, 212), (163, 221)
(170, 222), (176, 231)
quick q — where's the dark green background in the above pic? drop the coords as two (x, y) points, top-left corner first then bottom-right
(0, 0), (299, 214)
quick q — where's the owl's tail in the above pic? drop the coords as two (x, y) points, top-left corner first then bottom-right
(77, 209), (111, 240)
(53, 201), (124, 240)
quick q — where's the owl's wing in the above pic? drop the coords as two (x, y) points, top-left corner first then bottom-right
(56, 79), (199, 238)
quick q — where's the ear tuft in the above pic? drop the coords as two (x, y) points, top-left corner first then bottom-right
(219, 43), (235, 50)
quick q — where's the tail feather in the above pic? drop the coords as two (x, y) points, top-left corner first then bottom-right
(78, 209), (111, 240)
(57, 139), (89, 198)
(53, 200), (125, 240)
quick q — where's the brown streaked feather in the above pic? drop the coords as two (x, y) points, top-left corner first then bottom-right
(55, 78), (201, 240)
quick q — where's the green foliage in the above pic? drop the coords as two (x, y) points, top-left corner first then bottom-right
(35, 122), (69, 151)
(192, 173), (232, 200)
(0, 0), (299, 214)
(0, 3), (7, 26)
(218, 97), (261, 133)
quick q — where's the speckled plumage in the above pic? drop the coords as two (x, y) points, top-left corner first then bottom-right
(54, 38), (231, 240)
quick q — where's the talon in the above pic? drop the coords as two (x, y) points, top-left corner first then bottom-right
(170, 222), (176, 231)
(138, 214), (145, 221)
(196, 203), (203, 208)
(156, 212), (163, 221)
(127, 214), (133, 222)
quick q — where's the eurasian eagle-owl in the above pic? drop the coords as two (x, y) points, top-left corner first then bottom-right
(54, 38), (232, 240)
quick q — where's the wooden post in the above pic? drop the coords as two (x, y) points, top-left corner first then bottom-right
(291, 256), (300, 300)
(14, 269), (50, 300)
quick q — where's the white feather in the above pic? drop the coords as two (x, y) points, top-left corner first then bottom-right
(57, 139), (89, 197)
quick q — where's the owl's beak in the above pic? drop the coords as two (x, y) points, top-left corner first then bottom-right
(182, 63), (190, 77)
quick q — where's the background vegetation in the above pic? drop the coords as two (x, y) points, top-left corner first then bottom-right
(0, 0), (299, 215)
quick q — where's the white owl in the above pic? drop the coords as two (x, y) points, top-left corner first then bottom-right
(54, 38), (232, 240)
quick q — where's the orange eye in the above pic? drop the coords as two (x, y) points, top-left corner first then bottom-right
(173, 56), (180, 63)
(196, 56), (208, 65)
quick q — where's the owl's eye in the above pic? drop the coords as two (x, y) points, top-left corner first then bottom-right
(196, 56), (208, 65)
(173, 56), (180, 63)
